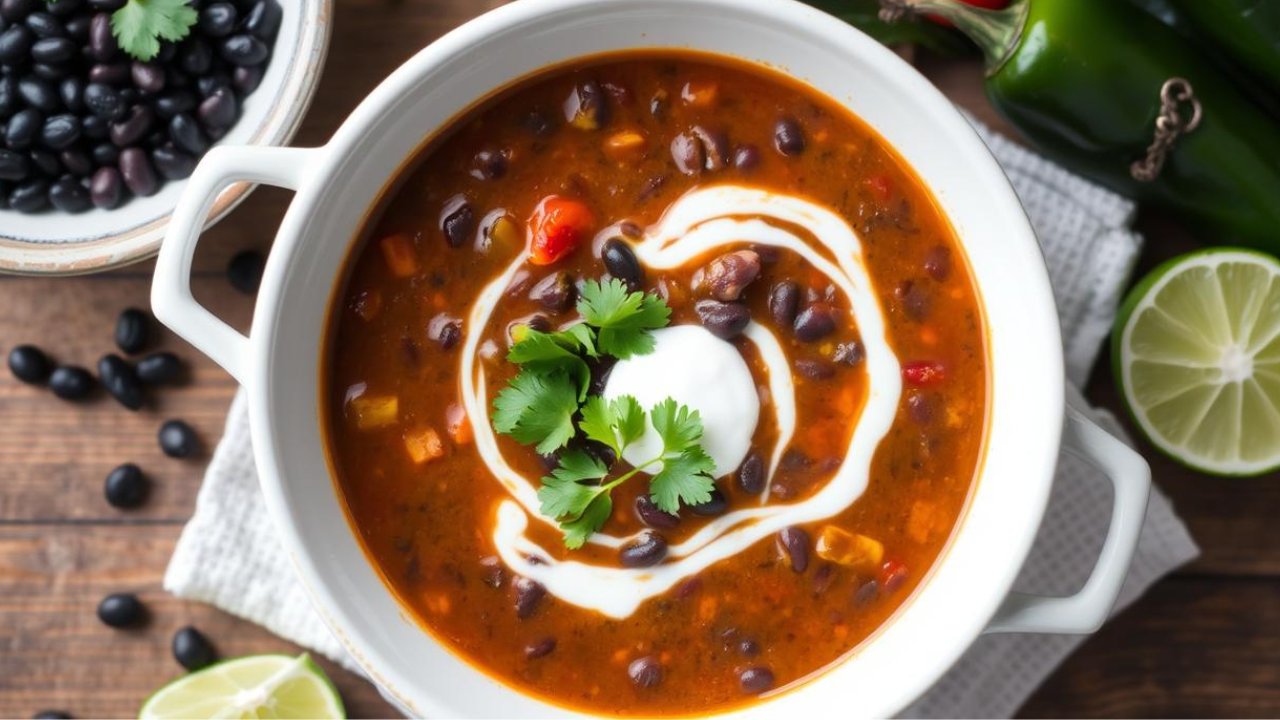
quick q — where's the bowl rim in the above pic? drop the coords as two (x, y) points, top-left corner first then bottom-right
(0, 0), (334, 277)
(237, 0), (1064, 716)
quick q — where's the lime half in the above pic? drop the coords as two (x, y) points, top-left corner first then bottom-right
(139, 653), (345, 720)
(1113, 248), (1280, 476)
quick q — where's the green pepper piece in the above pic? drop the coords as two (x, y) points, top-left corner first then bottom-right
(1165, 0), (1280, 96)
(896, 0), (1280, 253)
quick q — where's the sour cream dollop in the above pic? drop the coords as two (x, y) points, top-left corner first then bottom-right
(603, 325), (758, 477)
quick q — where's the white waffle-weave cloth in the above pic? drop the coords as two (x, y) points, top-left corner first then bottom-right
(165, 115), (1200, 718)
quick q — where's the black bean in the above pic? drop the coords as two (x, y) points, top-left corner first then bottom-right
(196, 72), (229, 98)
(168, 113), (207, 154)
(0, 25), (33, 65)
(691, 125), (728, 170)
(151, 144), (194, 180)
(439, 195), (474, 248)
(8, 344), (50, 384)
(16, 80), (57, 115)
(32, 710), (72, 719)
(198, 2), (237, 37)
(796, 358), (834, 381)
(158, 419), (198, 458)
(733, 143), (760, 171)
(39, 113), (78, 149)
(112, 307), (149, 355)
(739, 666), (775, 694)
(777, 526), (810, 573)
(88, 61), (128, 84)
(634, 494), (679, 529)
(110, 105), (152, 147)
(219, 34), (267, 65)
(58, 148), (91, 177)
(627, 655), (663, 689)
(28, 147), (58, 175)
(44, 0), (80, 19)
(528, 271), (575, 313)
(88, 165), (121, 208)
(0, 148), (29, 180)
(83, 81), (123, 120)
(30, 61), (69, 81)
(98, 353), (143, 410)
(179, 37), (212, 75)
(738, 637), (760, 657)
(231, 64), (263, 94)
(48, 174), (89, 212)
(119, 146), (157, 196)
(768, 281), (800, 327)
(80, 114), (108, 138)
(669, 131), (702, 176)
(226, 249), (264, 294)
(524, 637), (556, 660)
(694, 299), (750, 340)
(563, 79), (607, 130)
(703, 249), (761, 301)
(906, 392), (933, 425)
(154, 90), (196, 118)
(924, 245), (952, 282)
(97, 592), (145, 628)
(736, 450), (764, 494)
(0, 0), (37, 19)
(619, 531), (667, 568)
(513, 577), (545, 619)
(793, 303), (837, 342)
(24, 12), (64, 39)
(602, 237), (642, 286)
(8, 178), (47, 212)
(480, 555), (504, 588)
(6, 108), (42, 149)
(49, 365), (94, 400)
(469, 147), (506, 181)
(89, 141), (117, 166)
(774, 117), (805, 156)
(104, 463), (147, 508)
(64, 13), (89, 39)
(896, 280), (929, 320)
(244, 0), (281, 41)
(852, 579), (879, 606)
(88, 11), (115, 61)
(30, 35), (73, 62)
(0, 76), (17, 119)
(135, 351), (183, 385)
(689, 487), (728, 517)
(172, 626), (216, 671)
(130, 61), (165, 93)
(197, 86), (236, 128)
(833, 341), (864, 366)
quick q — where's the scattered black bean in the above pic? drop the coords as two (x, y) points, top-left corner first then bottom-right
(31, 711), (72, 719)
(198, 86), (236, 128)
(777, 526), (810, 573)
(739, 666), (775, 694)
(0, 25), (34, 65)
(151, 144), (195, 180)
(689, 487), (728, 517)
(737, 637), (760, 658)
(9, 178), (49, 212)
(924, 245), (952, 282)
(694, 299), (750, 340)
(97, 591), (145, 627)
(0, 149), (28, 180)
(736, 450), (764, 494)
(896, 280), (929, 320)
(88, 11), (115, 61)
(48, 175), (90, 212)
(29, 148), (59, 175)
(428, 313), (463, 350)
(733, 143), (760, 171)
(627, 655), (663, 689)
(154, 90), (196, 118)
(168, 112), (207, 154)
(619, 531), (668, 568)
(793, 303), (837, 342)
(218, 34), (268, 66)
(480, 555), (504, 588)
(97, 353), (142, 410)
(524, 637), (556, 660)
(82, 81), (123, 120)
(703, 249), (760, 301)
(469, 147), (507, 181)
(634, 494), (679, 529)
(906, 392), (933, 425)
(40, 113), (80, 149)
(232, 64), (263, 95)
(158, 419), (198, 458)
(60, 148), (92, 176)
(114, 307), (149, 354)
(172, 626), (216, 671)
(852, 579), (879, 606)
(48, 365), (94, 400)
(130, 61), (164, 94)
(198, 3), (237, 38)
(88, 61), (128, 85)
(440, 195), (475, 248)
(8, 344), (51, 384)
(563, 79), (608, 130)
(768, 281), (800, 327)
(24, 12), (64, 39)
(796, 358), (834, 381)
(226, 249), (264, 294)
(135, 351), (182, 386)
(31, 35), (74, 63)
(833, 341), (864, 366)
(528, 270), (575, 313)
(88, 165), (120, 208)
(513, 577), (545, 619)
(118, 146), (156, 196)
(244, 0), (282, 42)
(6, 108), (42, 149)
(812, 562), (835, 594)
(773, 117), (804, 156)
(104, 462), (147, 508)
(602, 237), (642, 286)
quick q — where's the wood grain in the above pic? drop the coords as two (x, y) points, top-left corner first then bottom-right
(1, 1), (1278, 718)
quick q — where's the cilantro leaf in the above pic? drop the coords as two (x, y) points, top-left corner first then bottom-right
(561, 493), (613, 549)
(650, 446), (716, 514)
(507, 329), (591, 399)
(578, 394), (646, 456)
(491, 370), (580, 454)
(650, 398), (705, 454)
(577, 279), (671, 359)
(612, 396), (646, 449)
(537, 450), (609, 520)
(112, 0), (198, 62)
(562, 323), (599, 359)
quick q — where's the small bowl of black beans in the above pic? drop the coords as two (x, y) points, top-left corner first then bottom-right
(0, 0), (331, 275)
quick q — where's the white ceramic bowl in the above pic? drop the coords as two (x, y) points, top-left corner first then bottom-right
(152, 0), (1153, 716)
(0, 0), (331, 276)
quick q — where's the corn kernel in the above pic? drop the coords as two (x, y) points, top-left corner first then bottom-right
(814, 525), (884, 570)
(349, 395), (398, 430)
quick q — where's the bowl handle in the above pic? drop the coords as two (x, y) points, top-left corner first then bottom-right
(984, 387), (1152, 634)
(151, 145), (318, 387)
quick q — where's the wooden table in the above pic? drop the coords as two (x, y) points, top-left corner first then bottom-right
(3, 1), (1279, 717)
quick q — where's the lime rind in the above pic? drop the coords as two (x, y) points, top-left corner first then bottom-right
(138, 653), (345, 720)
(1113, 248), (1280, 476)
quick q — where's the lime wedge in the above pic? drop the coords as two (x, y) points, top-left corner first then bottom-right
(1113, 248), (1280, 476)
(139, 653), (345, 720)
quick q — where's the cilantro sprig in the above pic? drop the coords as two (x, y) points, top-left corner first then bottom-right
(490, 278), (715, 548)
(111, 0), (198, 62)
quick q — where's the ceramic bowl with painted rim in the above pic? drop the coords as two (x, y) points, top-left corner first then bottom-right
(0, 0), (332, 277)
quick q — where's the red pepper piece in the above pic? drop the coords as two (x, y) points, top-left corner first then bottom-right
(902, 361), (947, 386)
(528, 196), (596, 266)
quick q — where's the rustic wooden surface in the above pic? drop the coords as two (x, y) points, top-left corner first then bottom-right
(2, 1), (1279, 717)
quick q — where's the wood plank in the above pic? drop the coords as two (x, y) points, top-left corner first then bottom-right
(0, 523), (398, 719)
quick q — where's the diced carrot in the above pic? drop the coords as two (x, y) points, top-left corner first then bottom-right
(404, 427), (445, 464)
(446, 403), (472, 445)
(352, 289), (382, 321)
(603, 130), (646, 163)
(680, 80), (718, 108)
(348, 395), (398, 430)
(379, 233), (421, 278)
(814, 525), (884, 570)
(907, 500), (940, 544)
